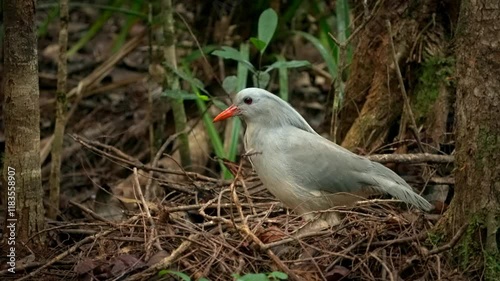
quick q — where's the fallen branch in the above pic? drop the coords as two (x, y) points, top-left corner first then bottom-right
(367, 153), (454, 164)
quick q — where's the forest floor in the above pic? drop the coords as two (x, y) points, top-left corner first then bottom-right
(0, 2), (466, 280)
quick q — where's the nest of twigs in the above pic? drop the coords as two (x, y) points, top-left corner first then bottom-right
(14, 166), (468, 281)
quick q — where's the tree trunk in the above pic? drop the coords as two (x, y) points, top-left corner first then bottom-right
(331, 0), (444, 152)
(441, 0), (500, 279)
(2, 0), (46, 255)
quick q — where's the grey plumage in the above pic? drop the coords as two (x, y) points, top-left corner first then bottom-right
(227, 88), (433, 214)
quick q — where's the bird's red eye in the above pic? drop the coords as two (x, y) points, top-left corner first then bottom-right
(243, 97), (253, 105)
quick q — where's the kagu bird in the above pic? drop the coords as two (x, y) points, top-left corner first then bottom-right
(214, 88), (433, 226)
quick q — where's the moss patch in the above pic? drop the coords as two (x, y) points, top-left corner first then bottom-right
(412, 56), (454, 124)
(475, 127), (500, 170)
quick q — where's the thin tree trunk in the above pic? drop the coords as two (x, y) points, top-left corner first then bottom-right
(162, 0), (191, 168)
(48, 0), (69, 219)
(440, 0), (500, 279)
(2, 0), (45, 253)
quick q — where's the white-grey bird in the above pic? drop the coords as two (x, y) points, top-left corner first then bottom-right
(214, 88), (433, 225)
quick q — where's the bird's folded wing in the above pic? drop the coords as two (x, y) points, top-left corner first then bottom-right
(283, 129), (433, 211)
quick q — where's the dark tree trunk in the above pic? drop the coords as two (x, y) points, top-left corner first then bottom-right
(441, 0), (500, 278)
(2, 0), (45, 255)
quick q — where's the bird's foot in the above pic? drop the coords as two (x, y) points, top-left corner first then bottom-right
(294, 212), (342, 236)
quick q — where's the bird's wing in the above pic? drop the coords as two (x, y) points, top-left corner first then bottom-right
(283, 128), (433, 211)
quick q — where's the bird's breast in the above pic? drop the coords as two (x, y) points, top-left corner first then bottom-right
(244, 128), (325, 213)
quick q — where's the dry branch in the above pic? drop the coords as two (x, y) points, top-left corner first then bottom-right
(367, 153), (454, 164)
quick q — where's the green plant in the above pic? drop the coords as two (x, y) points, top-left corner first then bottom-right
(210, 8), (309, 173)
(232, 271), (288, 281)
(170, 8), (310, 178)
(212, 8), (310, 95)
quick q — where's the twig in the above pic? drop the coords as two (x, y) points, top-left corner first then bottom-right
(386, 20), (424, 153)
(133, 168), (163, 255)
(144, 128), (191, 200)
(68, 200), (115, 225)
(428, 223), (468, 255)
(127, 233), (200, 281)
(70, 134), (230, 184)
(367, 153), (454, 164)
(397, 223), (469, 274)
(198, 194), (302, 280)
(14, 216), (139, 281)
(363, 231), (428, 247)
(370, 252), (395, 281)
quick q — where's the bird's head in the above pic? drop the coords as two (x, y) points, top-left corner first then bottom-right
(213, 88), (317, 134)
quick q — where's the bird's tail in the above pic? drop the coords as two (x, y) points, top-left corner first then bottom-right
(370, 162), (434, 211)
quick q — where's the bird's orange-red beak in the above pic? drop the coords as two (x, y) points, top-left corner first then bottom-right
(213, 105), (239, 122)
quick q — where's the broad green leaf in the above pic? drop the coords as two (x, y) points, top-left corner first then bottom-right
(265, 60), (311, 72)
(211, 47), (255, 72)
(250, 37), (266, 51)
(252, 72), (270, 88)
(222, 76), (239, 94)
(268, 271), (288, 280)
(257, 8), (278, 53)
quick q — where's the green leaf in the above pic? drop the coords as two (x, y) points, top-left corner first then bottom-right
(257, 8), (278, 53)
(235, 273), (270, 281)
(252, 72), (270, 88)
(336, 0), (353, 65)
(212, 99), (229, 110)
(225, 43), (249, 177)
(275, 55), (289, 101)
(268, 271), (288, 280)
(158, 270), (191, 281)
(163, 89), (207, 100)
(294, 31), (337, 79)
(164, 64), (208, 94)
(265, 60), (311, 72)
(182, 45), (219, 64)
(250, 37), (266, 51)
(196, 92), (210, 101)
(222, 76), (239, 94)
(211, 47), (255, 72)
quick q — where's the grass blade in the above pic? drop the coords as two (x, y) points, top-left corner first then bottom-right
(294, 31), (337, 79)
(276, 55), (289, 101)
(111, 0), (143, 53)
(226, 43), (249, 169)
(67, 0), (126, 57)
